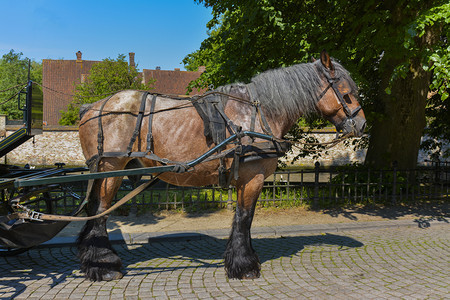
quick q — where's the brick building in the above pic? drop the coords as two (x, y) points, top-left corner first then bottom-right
(42, 52), (205, 125)
(143, 66), (205, 95)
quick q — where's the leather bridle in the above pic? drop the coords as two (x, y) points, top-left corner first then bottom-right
(319, 71), (362, 133)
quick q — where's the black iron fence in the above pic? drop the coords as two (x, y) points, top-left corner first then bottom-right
(42, 161), (449, 215)
(259, 161), (449, 209)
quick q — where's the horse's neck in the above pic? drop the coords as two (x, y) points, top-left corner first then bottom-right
(244, 81), (305, 139)
(222, 82), (305, 139)
(264, 108), (301, 139)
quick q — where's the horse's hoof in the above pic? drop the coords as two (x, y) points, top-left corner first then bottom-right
(102, 271), (123, 281)
(242, 270), (260, 279)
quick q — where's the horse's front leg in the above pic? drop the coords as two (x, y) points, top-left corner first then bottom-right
(77, 160), (125, 281)
(224, 172), (265, 279)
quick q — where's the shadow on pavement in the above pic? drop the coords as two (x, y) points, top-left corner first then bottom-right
(119, 232), (364, 275)
(0, 232), (363, 298)
(320, 201), (449, 222)
(0, 252), (80, 299)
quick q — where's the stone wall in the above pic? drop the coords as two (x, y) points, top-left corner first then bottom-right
(2, 126), (85, 166)
(281, 132), (367, 167)
(0, 126), (442, 167)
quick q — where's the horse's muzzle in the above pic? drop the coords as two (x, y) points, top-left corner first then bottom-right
(340, 115), (366, 137)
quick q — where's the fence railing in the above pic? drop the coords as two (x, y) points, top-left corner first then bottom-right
(260, 162), (449, 209)
(41, 161), (449, 215)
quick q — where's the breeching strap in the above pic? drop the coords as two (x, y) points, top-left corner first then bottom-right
(86, 92), (165, 166)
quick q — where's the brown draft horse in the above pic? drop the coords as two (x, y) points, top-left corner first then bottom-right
(77, 51), (366, 281)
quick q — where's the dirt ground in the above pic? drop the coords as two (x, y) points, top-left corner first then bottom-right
(59, 202), (449, 237)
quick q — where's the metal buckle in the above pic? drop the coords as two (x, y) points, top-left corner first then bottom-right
(28, 210), (44, 222)
(12, 202), (44, 222)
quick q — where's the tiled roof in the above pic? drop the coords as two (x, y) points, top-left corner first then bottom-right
(42, 59), (99, 125)
(42, 53), (205, 125)
(143, 68), (205, 96)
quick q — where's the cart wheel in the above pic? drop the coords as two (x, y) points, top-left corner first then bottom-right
(0, 246), (30, 257)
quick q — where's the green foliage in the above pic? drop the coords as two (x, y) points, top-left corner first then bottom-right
(187, 0), (450, 164)
(330, 164), (410, 206)
(59, 54), (154, 125)
(415, 3), (450, 159)
(115, 186), (232, 214)
(408, 2), (450, 101)
(0, 50), (42, 120)
(426, 50), (450, 100)
(186, 0), (313, 89)
(58, 103), (81, 126)
(258, 183), (311, 209)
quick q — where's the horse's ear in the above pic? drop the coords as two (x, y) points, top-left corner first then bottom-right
(320, 50), (334, 70)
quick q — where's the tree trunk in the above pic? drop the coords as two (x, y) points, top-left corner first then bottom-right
(365, 59), (431, 169)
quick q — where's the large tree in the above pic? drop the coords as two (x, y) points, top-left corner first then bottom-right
(185, 0), (450, 168)
(0, 50), (42, 120)
(59, 54), (154, 125)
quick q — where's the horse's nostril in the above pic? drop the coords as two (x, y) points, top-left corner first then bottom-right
(361, 121), (366, 133)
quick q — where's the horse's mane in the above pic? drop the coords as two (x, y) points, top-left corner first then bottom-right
(217, 60), (357, 123)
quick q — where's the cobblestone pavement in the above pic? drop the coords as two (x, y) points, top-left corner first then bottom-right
(0, 222), (448, 299)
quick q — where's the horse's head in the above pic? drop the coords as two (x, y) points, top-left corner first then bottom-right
(314, 51), (366, 137)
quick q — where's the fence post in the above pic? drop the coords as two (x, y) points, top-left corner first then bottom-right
(434, 160), (440, 184)
(227, 187), (233, 210)
(392, 161), (397, 205)
(314, 161), (320, 208)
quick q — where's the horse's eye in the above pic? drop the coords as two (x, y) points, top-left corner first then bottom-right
(343, 94), (352, 104)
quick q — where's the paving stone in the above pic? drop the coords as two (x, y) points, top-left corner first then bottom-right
(0, 223), (449, 299)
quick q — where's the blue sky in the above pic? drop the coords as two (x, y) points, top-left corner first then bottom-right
(0, 0), (212, 71)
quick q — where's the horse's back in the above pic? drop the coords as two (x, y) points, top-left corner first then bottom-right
(78, 90), (204, 164)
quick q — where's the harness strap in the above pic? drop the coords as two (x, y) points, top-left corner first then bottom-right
(257, 106), (274, 136)
(146, 94), (157, 152)
(77, 154), (101, 215)
(127, 92), (148, 154)
(214, 102), (240, 136)
(92, 151), (188, 172)
(97, 95), (113, 156)
(86, 93), (162, 167)
(85, 89), (280, 189)
(250, 102), (257, 133)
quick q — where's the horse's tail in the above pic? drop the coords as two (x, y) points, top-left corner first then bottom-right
(79, 103), (93, 119)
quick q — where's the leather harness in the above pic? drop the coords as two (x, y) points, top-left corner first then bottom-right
(85, 69), (359, 187)
(85, 89), (290, 188)
(2, 69), (360, 224)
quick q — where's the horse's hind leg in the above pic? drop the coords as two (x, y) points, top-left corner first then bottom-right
(224, 173), (265, 279)
(77, 158), (126, 281)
